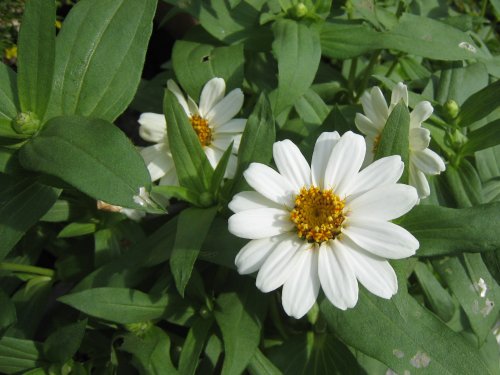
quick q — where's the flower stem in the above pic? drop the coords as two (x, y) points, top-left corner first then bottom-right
(0, 262), (55, 278)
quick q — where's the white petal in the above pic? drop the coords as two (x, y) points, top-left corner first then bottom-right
(212, 133), (241, 153)
(187, 96), (199, 115)
(362, 137), (376, 167)
(282, 245), (320, 319)
(256, 235), (302, 293)
(411, 148), (446, 175)
(343, 218), (419, 259)
(371, 86), (391, 123)
(349, 155), (404, 199)
(409, 162), (431, 199)
(244, 163), (295, 207)
(311, 131), (340, 188)
(342, 238), (398, 299)
(324, 131), (366, 196)
(410, 127), (431, 151)
(140, 143), (174, 181)
(138, 113), (166, 143)
(215, 118), (246, 133)
(235, 235), (285, 275)
(274, 140), (311, 191)
(318, 240), (358, 310)
(347, 184), (418, 221)
(360, 87), (388, 127)
(158, 167), (179, 186)
(410, 101), (433, 129)
(204, 146), (222, 170)
(199, 77), (225, 115)
(167, 80), (190, 116)
(206, 88), (244, 126)
(390, 82), (409, 108)
(228, 208), (294, 239)
(229, 191), (282, 213)
(355, 113), (380, 137)
(224, 154), (238, 179)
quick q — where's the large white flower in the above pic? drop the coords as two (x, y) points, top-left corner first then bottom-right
(138, 77), (246, 185)
(228, 131), (419, 319)
(355, 82), (446, 199)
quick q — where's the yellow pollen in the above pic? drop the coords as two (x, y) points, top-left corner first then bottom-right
(189, 114), (212, 146)
(290, 186), (346, 244)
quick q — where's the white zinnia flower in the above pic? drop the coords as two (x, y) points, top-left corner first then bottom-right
(138, 77), (246, 185)
(228, 131), (419, 319)
(355, 82), (446, 199)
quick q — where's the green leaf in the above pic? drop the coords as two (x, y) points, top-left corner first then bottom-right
(320, 291), (492, 375)
(210, 142), (233, 197)
(433, 255), (500, 344)
(0, 63), (19, 120)
(413, 261), (455, 322)
(0, 174), (60, 261)
(19, 115), (151, 209)
(0, 336), (44, 374)
(462, 119), (500, 155)
(294, 88), (330, 126)
(16, 0), (55, 119)
(170, 207), (218, 296)
(58, 222), (97, 238)
(374, 102), (410, 183)
(272, 19), (321, 114)
(215, 276), (267, 375)
(164, 90), (213, 193)
(0, 290), (16, 332)
(178, 317), (214, 375)
(247, 348), (282, 375)
(456, 80), (500, 127)
(172, 40), (244, 100)
(230, 93), (275, 196)
(59, 287), (170, 324)
(45, 0), (157, 122)
(152, 185), (200, 206)
(444, 161), (483, 207)
(399, 203), (500, 256)
(119, 326), (178, 375)
(43, 319), (87, 363)
(268, 332), (364, 375)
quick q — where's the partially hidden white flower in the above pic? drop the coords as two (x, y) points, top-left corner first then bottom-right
(228, 131), (419, 319)
(138, 77), (246, 185)
(355, 82), (446, 199)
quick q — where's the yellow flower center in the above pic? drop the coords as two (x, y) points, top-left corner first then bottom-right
(190, 114), (212, 146)
(290, 186), (346, 244)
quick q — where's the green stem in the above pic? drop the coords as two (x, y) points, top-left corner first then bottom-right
(355, 51), (381, 101)
(480, 0), (488, 18)
(270, 294), (289, 339)
(0, 262), (55, 278)
(385, 53), (403, 78)
(347, 58), (358, 102)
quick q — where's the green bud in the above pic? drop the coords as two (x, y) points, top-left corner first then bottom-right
(290, 2), (308, 18)
(199, 306), (211, 319)
(124, 321), (153, 336)
(198, 192), (214, 207)
(444, 99), (459, 120)
(12, 111), (40, 136)
(445, 128), (468, 150)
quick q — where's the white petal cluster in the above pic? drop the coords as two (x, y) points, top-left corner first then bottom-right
(228, 131), (419, 318)
(355, 82), (446, 199)
(138, 77), (246, 185)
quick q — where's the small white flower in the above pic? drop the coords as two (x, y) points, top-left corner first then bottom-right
(138, 77), (246, 185)
(355, 82), (446, 199)
(228, 131), (419, 319)
(133, 186), (154, 208)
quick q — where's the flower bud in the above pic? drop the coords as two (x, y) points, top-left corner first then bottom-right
(124, 321), (153, 336)
(12, 111), (40, 136)
(290, 2), (308, 18)
(444, 99), (459, 120)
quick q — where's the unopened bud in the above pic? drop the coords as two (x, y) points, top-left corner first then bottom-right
(12, 111), (40, 135)
(124, 321), (153, 336)
(291, 2), (308, 18)
(198, 192), (214, 207)
(446, 128), (468, 150)
(444, 99), (459, 120)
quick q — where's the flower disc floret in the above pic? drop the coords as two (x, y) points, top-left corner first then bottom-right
(290, 187), (345, 243)
(190, 114), (212, 146)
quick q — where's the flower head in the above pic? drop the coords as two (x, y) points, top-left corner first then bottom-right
(138, 77), (246, 185)
(228, 131), (419, 318)
(355, 82), (446, 199)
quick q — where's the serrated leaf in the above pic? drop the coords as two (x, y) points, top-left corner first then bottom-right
(170, 206), (218, 296)
(19, 115), (151, 209)
(272, 19), (321, 114)
(164, 90), (213, 193)
(399, 203), (500, 256)
(45, 0), (157, 122)
(0, 174), (60, 261)
(17, 0), (55, 119)
(215, 276), (267, 375)
(59, 288), (169, 324)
